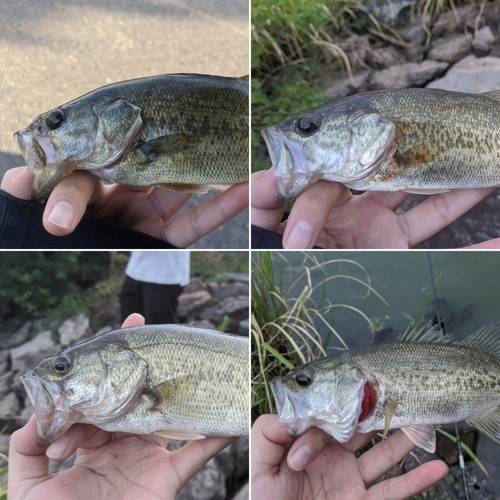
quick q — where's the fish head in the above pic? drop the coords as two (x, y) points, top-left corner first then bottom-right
(20, 342), (148, 446)
(262, 106), (395, 202)
(15, 96), (142, 201)
(271, 360), (368, 443)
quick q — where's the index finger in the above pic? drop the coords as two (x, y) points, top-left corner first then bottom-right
(283, 180), (351, 249)
(251, 169), (286, 233)
(1, 166), (34, 200)
(170, 436), (236, 491)
(251, 414), (293, 478)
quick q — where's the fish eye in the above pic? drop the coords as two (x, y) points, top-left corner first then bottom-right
(52, 356), (71, 375)
(296, 115), (318, 136)
(295, 372), (312, 387)
(46, 109), (65, 130)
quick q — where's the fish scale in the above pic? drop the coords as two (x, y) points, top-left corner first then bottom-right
(14, 73), (249, 201)
(271, 323), (500, 452)
(21, 324), (249, 446)
(263, 88), (500, 201)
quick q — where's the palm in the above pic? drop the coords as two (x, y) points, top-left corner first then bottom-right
(251, 415), (447, 500)
(85, 182), (193, 239)
(18, 432), (177, 500)
(316, 190), (410, 248)
(254, 438), (366, 500)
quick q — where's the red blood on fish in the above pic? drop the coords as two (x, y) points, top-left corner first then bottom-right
(359, 383), (377, 422)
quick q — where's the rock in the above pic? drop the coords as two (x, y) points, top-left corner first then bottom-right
(427, 55), (500, 93)
(209, 281), (250, 302)
(58, 314), (92, 347)
(0, 392), (21, 417)
(17, 398), (35, 426)
(92, 297), (121, 329)
(3, 321), (33, 348)
(231, 436), (249, 482)
(0, 434), (10, 455)
(325, 71), (370, 101)
(10, 330), (57, 373)
(473, 26), (496, 57)
(222, 273), (249, 284)
(233, 483), (249, 500)
(168, 440), (229, 500)
(238, 318), (249, 336)
(398, 18), (428, 48)
(369, 60), (448, 89)
(186, 319), (217, 330)
(427, 33), (472, 64)
(183, 277), (209, 294)
(94, 326), (113, 336)
(0, 372), (13, 398)
(177, 290), (213, 319)
(0, 350), (11, 376)
(366, 45), (407, 70)
(370, 0), (417, 22)
(431, 5), (479, 38)
(200, 296), (248, 327)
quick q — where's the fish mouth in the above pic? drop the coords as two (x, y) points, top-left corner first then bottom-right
(20, 372), (82, 446)
(270, 377), (309, 436)
(14, 128), (69, 201)
(14, 130), (47, 173)
(261, 127), (312, 203)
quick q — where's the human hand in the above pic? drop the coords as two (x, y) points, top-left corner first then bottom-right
(2, 167), (249, 248)
(251, 168), (499, 249)
(8, 313), (236, 500)
(251, 414), (448, 500)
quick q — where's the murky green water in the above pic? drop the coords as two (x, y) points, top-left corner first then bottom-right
(254, 250), (500, 351)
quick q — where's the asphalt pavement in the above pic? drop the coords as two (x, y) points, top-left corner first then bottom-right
(0, 0), (249, 249)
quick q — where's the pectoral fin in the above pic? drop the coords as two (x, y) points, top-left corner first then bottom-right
(149, 374), (198, 408)
(138, 134), (198, 161)
(154, 429), (206, 440)
(155, 182), (209, 193)
(403, 188), (450, 195)
(401, 424), (436, 453)
(383, 398), (398, 437)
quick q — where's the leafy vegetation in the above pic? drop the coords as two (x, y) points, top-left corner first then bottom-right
(190, 252), (248, 282)
(0, 252), (128, 330)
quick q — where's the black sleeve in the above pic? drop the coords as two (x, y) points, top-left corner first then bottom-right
(0, 190), (177, 249)
(251, 225), (284, 249)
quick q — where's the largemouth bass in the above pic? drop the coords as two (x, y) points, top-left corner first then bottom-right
(271, 323), (500, 453)
(262, 88), (500, 202)
(21, 324), (249, 446)
(15, 73), (249, 201)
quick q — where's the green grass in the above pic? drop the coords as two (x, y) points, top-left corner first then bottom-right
(191, 252), (248, 283)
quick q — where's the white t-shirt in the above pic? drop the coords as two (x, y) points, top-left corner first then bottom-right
(125, 251), (191, 286)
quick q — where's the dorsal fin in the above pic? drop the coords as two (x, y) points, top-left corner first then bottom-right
(397, 322), (453, 344)
(459, 322), (500, 360)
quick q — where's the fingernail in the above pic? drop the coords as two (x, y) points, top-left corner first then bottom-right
(284, 220), (314, 249)
(288, 445), (313, 471)
(47, 201), (75, 228)
(46, 437), (69, 461)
